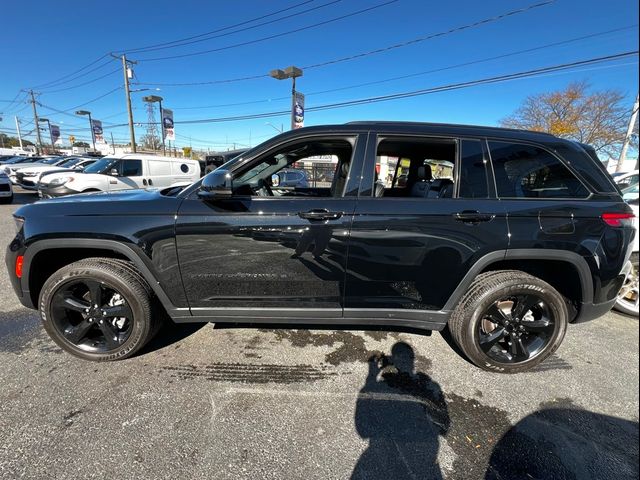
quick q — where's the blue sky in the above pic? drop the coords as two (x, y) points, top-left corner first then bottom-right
(0, 0), (638, 152)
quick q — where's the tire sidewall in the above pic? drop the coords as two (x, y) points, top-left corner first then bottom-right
(462, 280), (568, 373)
(40, 264), (150, 361)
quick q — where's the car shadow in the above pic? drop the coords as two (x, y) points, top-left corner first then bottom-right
(9, 189), (39, 205)
(137, 320), (206, 356)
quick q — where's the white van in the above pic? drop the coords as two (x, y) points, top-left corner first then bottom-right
(38, 154), (200, 198)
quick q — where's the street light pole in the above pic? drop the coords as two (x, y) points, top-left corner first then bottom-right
(37, 118), (51, 151)
(75, 110), (96, 151)
(269, 66), (303, 130)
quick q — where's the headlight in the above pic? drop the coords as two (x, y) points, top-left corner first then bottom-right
(14, 216), (24, 233)
(23, 172), (38, 177)
(49, 176), (72, 186)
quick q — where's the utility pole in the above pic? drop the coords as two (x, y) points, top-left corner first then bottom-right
(14, 116), (23, 149)
(110, 132), (116, 155)
(29, 90), (43, 154)
(113, 54), (138, 153)
(617, 93), (639, 173)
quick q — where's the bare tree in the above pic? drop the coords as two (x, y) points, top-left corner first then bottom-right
(501, 81), (636, 159)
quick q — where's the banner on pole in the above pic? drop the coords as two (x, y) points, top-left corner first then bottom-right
(50, 125), (61, 145)
(91, 119), (105, 143)
(292, 92), (305, 129)
(162, 108), (175, 141)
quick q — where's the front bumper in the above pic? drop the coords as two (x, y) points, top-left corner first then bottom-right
(38, 184), (79, 198)
(573, 298), (617, 323)
(0, 182), (12, 196)
(5, 238), (29, 306)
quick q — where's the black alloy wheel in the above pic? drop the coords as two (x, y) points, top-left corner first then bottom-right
(478, 295), (556, 364)
(448, 270), (568, 373)
(50, 279), (133, 353)
(40, 258), (159, 361)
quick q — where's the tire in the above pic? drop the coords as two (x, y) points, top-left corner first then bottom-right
(39, 258), (160, 361)
(614, 252), (639, 317)
(448, 270), (568, 373)
(0, 194), (13, 204)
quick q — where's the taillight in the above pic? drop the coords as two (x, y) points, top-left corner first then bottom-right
(601, 212), (635, 227)
(15, 255), (24, 278)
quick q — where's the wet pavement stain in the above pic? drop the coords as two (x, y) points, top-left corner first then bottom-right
(261, 329), (414, 367)
(161, 362), (337, 383)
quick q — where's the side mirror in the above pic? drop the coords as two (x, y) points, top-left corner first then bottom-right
(109, 168), (119, 176)
(198, 169), (233, 199)
(271, 173), (280, 187)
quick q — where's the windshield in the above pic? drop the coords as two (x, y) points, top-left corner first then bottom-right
(59, 157), (82, 168)
(83, 157), (117, 174)
(42, 157), (63, 165)
(5, 157), (30, 164)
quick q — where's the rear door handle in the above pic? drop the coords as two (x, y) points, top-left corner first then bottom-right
(298, 209), (343, 221)
(455, 210), (495, 223)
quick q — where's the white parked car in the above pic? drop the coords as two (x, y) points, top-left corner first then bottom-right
(0, 171), (13, 204)
(4, 156), (65, 183)
(17, 157), (97, 190)
(38, 153), (200, 198)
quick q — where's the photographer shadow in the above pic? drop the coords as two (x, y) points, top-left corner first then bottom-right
(352, 342), (450, 480)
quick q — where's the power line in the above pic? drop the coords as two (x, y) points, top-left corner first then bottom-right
(134, 51), (637, 126)
(30, 54), (110, 89)
(136, 0), (560, 86)
(138, 0), (400, 62)
(40, 68), (121, 94)
(124, 0), (339, 54)
(168, 25), (638, 112)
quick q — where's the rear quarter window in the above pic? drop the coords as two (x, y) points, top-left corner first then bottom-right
(489, 141), (589, 199)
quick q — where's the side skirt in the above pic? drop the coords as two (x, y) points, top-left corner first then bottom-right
(170, 308), (450, 332)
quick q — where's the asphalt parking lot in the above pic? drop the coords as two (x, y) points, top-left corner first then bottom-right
(1, 188), (638, 480)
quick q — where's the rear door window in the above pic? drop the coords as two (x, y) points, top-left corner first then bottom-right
(489, 141), (589, 199)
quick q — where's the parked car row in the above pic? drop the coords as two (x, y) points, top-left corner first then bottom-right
(1, 153), (200, 202)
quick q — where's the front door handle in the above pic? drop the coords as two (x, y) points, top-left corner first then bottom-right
(455, 210), (495, 223)
(298, 209), (343, 221)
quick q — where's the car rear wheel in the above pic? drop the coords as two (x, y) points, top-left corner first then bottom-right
(448, 270), (568, 373)
(39, 258), (159, 361)
(614, 252), (639, 317)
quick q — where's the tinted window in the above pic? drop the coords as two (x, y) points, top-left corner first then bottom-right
(120, 159), (142, 177)
(489, 141), (589, 198)
(458, 140), (489, 198)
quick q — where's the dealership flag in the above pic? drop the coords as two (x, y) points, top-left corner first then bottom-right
(50, 124), (61, 145)
(91, 119), (105, 143)
(292, 91), (305, 129)
(162, 108), (175, 141)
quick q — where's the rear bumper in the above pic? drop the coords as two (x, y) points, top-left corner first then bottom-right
(573, 298), (617, 323)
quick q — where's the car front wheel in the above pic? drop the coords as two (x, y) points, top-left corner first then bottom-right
(39, 258), (159, 361)
(448, 270), (568, 373)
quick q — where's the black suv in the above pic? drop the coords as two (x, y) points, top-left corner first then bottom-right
(6, 122), (636, 373)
